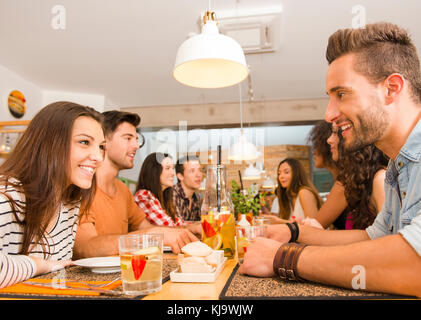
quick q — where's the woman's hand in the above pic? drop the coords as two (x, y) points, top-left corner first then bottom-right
(292, 216), (324, 229)
(30, 256), (74, 276)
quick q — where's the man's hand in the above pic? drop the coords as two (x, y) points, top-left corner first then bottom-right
(265, 224), (292, 243)
(164, 228), (200, 253)
(238, 237), (282, 277)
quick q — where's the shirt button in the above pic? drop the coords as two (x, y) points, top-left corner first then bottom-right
(398, 161), (404, 167)
(402, 192), (407, 198)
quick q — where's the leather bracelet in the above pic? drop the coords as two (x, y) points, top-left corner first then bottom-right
(273, 243), (307, 281)
(286, 221), (299, 243)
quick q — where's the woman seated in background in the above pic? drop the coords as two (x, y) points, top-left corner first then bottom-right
(134, 152), (201, 236)
(0, 102), (105, 288)
(267, 158), (323, 222)
(305, 120), (388, 230)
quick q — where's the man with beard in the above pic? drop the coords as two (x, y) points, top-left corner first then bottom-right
(239, 22), (421, 298)
(73, 111), (198, 259)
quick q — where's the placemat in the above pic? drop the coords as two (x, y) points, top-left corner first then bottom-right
(0, 258), (178, 300)
(219, 264), (409, 300)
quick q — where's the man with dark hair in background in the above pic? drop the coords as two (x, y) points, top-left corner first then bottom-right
(173, 155), (203, 222)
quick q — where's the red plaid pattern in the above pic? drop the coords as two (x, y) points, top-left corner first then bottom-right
(134, 189), (187, 227)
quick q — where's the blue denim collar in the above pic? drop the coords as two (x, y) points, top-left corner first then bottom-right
(385, 117), (421, 185)
(399, 117), (421, 162)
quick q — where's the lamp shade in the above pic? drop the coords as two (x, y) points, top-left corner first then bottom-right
(242, 163), (261, 180)
(228, 134), (258, 161)
(173, 19), (249, 88)
(262, 176), (277, 189)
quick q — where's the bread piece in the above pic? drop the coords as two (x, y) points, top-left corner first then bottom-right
(181, 241), (213, 257)
(204, 250), (224, 267)
(179, 256), (215, 273)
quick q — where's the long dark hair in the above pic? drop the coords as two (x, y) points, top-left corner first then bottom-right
(136, 152), (176, 221)
(336, 134), (389, 229)
(307, 120), (338, 171)
(0, 101), (104, 256)
(275, 158), (323, 220)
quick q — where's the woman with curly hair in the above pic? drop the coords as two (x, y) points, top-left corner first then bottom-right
(306, 121), (388, 230)
(333, 129), (388, 229)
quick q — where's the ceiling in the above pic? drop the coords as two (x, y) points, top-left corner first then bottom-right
(1, 0), (421, 108)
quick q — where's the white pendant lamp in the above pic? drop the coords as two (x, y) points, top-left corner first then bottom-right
(229, 134), (258, 161)
(173, 8), (249, 88)
(242, 163), (261, 181)
(229, 83), (258, 161)
(262, 175), (277, 190)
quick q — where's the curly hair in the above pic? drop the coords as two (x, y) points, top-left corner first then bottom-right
(336, 137), (389, 229)
(307, 120), (338, 170)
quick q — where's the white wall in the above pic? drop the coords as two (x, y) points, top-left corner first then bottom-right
(0, 64), (43, 121)
(42, 90), (105, 112)
(0, 64), (106, 120)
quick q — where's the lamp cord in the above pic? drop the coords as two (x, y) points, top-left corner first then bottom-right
(239, 83), (243, 135)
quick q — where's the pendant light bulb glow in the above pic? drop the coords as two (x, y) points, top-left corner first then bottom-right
(228, 134), (258, 161)
(242, 163), (261, 181)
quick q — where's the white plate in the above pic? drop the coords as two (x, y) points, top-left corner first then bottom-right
(169, 257), (227, 283)
(73, 257), (121, 274)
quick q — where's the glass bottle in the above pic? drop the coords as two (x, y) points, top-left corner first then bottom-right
(200, 164), (236, 258)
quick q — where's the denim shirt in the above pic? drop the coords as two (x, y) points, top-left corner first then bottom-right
(366, 118), (421, 256)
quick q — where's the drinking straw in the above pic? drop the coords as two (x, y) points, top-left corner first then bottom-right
(238, 170), (244, 191)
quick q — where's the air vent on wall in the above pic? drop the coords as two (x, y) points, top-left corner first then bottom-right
(217, 13), (281, 54)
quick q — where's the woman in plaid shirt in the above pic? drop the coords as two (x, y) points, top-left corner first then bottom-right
(134, 153), (201, 234)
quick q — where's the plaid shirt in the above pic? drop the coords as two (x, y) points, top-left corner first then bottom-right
(134, 189), (187, 227)
(173, 182), (202, 221)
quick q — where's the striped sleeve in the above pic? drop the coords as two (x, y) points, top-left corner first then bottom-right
(0, 185), (36, 288)
(0, 253), (36, 289)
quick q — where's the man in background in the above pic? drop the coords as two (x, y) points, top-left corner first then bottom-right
(173, 155), (203, 221)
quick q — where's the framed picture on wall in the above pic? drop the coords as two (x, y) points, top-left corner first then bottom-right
(7, 90), (27, 119)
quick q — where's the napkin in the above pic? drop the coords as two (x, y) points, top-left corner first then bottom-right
(0, 278), (122, 297)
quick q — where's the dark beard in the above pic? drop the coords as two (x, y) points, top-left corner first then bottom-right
(344, 98), (388, 152)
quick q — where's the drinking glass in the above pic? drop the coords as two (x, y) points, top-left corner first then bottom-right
(118, 233), (163, 295)
(254, 216), (271, 226)
(236, 225), (267, 262)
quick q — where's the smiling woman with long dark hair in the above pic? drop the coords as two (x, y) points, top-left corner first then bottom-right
(0, 101), (105, 288)
(272, 158), (323, 220)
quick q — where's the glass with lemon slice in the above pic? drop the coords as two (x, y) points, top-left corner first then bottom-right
(118, 234), (163, 295)
(236, 225), (267, 262)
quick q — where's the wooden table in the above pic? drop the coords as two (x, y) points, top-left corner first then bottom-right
(143, 259), (237, 300)
(0, 253), (414, 301)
